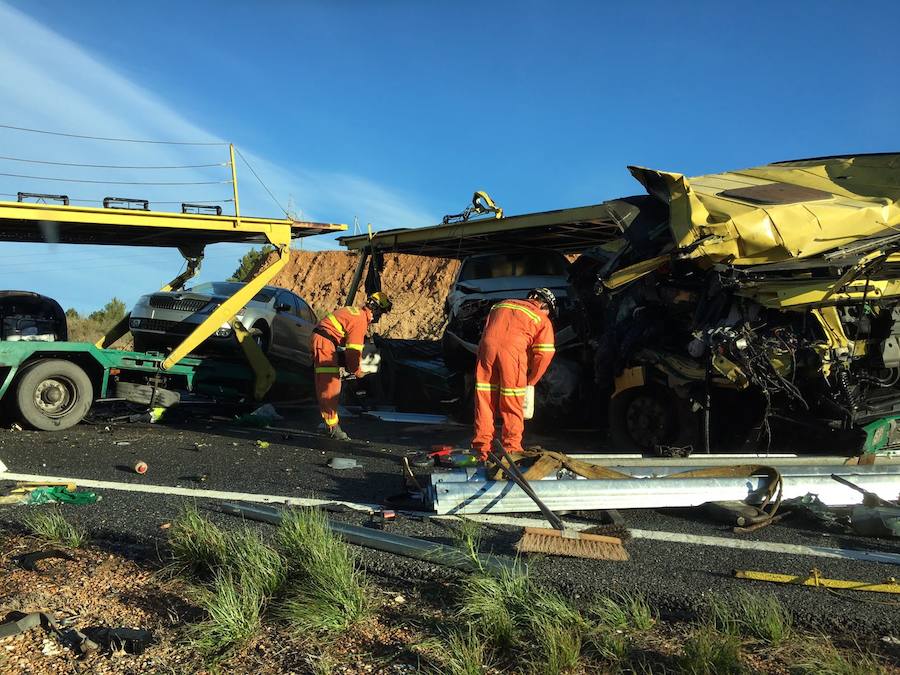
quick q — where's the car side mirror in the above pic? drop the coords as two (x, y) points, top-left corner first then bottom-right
(275, 303), (292, 312)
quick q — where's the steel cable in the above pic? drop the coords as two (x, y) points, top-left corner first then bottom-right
(0, 171), (231, 186)
(0, 123), (226, 145)
(0, 154), (228, 169)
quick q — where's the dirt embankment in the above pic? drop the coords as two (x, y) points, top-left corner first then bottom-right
(264, 250), (459, 339)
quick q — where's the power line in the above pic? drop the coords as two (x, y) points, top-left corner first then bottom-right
(0, 171), (231, 185)
(0, 154), (228, 169)
(0, 123), (227, 146)
(233, 147), (289, 216)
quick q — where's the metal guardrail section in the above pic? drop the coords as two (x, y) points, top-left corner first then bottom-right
(428, 473), (900, 515)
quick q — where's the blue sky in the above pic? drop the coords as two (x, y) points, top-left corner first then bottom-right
(0, 0), (897, 312)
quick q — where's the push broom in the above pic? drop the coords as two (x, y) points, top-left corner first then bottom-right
(489, 440), (629, 561)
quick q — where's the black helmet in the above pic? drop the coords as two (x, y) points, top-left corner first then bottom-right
(528, 287), (557, 318)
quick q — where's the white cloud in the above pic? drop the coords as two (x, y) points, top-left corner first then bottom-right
(0, 1), (436, 311)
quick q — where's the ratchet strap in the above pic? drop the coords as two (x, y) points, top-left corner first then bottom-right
(488, 450), (783, 527)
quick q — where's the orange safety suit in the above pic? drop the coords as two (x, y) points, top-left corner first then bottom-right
(311, 305), (372, 429)
(472, 298), (555, 459)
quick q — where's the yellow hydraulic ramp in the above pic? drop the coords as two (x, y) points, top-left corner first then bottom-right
(0, 189), (346, 399)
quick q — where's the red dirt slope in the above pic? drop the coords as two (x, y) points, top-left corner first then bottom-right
(265, 250), (459, 339)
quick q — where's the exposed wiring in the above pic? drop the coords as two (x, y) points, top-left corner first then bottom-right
(0, 171), (231, 186)
(0, 154), (228, 169)
(0, 122), (226, 145)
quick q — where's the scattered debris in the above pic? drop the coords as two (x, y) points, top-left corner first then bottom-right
(363, 411), (450, 424)
(256, 440), (270, 449)
(84, 627), (154, 655)
(10, 423), (22, 431)
(133, 461), (148, 475)
(0, 484), (99, 505)
(114, 441), (131, 446)
(0, 611), (97, 656)
(0, 458), (7, 473)
(16, 549), (75, 573)
(368, 509), (396, 529)
(328, 457), (362, 470)
(252, 403), (283, 421)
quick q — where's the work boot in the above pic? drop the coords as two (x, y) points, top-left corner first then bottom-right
(328, 424), (351, 441)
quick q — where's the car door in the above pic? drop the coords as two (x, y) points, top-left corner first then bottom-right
(292, 296), (317, 366)
(269, 291), (297, 360)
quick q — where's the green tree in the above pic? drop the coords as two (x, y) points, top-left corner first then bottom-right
(230, 245), (275, 282)
(88, 298), (126, 326)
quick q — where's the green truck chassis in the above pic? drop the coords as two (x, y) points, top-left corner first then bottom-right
(0, 341), (306, 431)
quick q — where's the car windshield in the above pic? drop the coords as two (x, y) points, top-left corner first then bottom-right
(189, 282), (274, 303)
(458, 252), (568, 281)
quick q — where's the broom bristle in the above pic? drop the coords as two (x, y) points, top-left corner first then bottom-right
(582, 523), (632, 541)
(515, 527), (629, 561)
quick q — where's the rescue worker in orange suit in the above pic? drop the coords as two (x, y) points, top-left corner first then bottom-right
(311, 292), (392, 440)
(471, 288), (557, 461)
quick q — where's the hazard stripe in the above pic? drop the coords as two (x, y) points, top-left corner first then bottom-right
(492, 302), (541, 323)
(532, 344), (556, 352)
(315, 366), (341, 374)
(346, 343), (364, 351)
(326, 313), (346, 336)
(475, 382), (499, 391)
(346, 306), (360, 316)
(500, 387), (527, 396)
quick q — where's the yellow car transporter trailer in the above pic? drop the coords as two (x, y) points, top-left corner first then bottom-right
(0, 177), (345, 430)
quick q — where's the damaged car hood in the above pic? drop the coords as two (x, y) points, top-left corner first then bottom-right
(629, 153), (900, 266)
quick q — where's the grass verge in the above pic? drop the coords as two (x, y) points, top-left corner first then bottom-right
(167, 504), (227, 579)
(274, 508), (372, 634)
(454, 518), (486, 572)
(679, 627), (745, 675)
(709, 590), (792, 645)
(23, 509), (85, 547)
(790, 639), (887, 675)
(456, 566), (595, 674)
(188, 569), (265, 659)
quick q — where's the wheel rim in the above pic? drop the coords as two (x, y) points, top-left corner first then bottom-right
(625, 394), (670, 447)
(33, 376), (78, 418)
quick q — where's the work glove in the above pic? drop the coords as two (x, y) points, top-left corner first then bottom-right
(523, 385), (535, 420)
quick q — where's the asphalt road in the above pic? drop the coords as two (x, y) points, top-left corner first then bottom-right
(1, 404), (899, 643)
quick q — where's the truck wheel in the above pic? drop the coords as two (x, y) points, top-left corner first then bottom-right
(113, 381), (181, 408)
(15, 359), (93, 431)
(608, 384), (693, 451)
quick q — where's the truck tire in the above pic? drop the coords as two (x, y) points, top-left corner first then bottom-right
(608, 384), (694, 452)
(113, 381), (181, 408)
(15, 359), (94, 431)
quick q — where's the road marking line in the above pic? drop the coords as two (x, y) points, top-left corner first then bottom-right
(461, 514), (900, 566)
(4, 469), (896, 566)
(0, 471), (375, 513)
